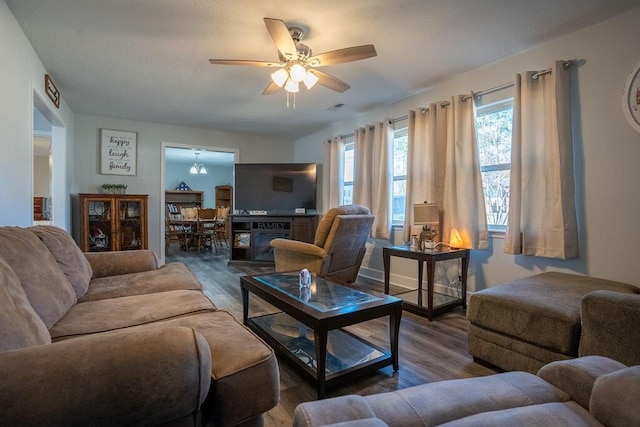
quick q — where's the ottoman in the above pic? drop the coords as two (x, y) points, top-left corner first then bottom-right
(467, 272), (638, 373)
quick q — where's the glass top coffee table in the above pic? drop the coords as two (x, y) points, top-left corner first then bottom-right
(241, 272), (402, 398)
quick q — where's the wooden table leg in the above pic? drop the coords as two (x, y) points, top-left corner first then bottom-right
(241, 284), (249, 325)
(383, 248), (391, 294)
(390, 305), (402, 371)
(461, 252), (469, 309)
(314, 326), (328, 399)
(417, 260), (424, 306)
(426, 258), (436, 321)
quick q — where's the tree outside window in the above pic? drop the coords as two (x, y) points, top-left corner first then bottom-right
(475, 99), (513, 230)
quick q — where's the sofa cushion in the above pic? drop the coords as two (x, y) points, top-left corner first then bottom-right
(537, 355), (627, 410)
(590, 365), (640, 427)
(126, 311), (280, 427)
(0, 257), (51, 351)
(30, 225), (92, 299)
(467, 272), (638, 355)
(79, 262), (202, 302)
(49, 290), (216, 339)
(440, 402), (601, 427)
(363, 371), (569, 426)
(0, 227), (76, 328)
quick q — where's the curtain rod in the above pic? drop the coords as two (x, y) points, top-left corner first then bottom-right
(330, 61), (574, 141)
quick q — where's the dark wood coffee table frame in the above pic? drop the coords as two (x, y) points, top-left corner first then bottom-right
(241, 274), (402, 398)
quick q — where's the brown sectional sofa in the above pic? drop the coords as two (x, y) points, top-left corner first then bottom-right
(293, 356), (640, 426)
(0, 225), (279, 426)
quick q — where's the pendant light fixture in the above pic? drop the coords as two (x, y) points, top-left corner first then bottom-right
(189, 152), (207, 175)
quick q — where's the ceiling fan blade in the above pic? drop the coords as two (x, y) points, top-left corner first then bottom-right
(307, 45), (377, 66)
(263, 18), (297, 59)
(208, 59), (281, 67)
(311, 70), (351, 93)
(262, 81), (280, 95)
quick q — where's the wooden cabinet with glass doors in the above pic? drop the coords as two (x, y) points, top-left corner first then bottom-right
(78, 193), (148, 252)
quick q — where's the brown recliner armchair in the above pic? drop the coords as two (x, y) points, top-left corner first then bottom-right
(270, 205), (374, 283)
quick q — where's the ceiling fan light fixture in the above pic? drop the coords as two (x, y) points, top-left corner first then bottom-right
(303, 70), (319, 89)
(284, 78), (299, 93)
(289, 63), (307, 82)
(271, 68), (288, 87)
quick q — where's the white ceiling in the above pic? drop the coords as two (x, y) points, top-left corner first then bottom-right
(7, 0), (640, 140)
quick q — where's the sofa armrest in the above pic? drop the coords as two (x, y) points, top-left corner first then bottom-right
(270, 238), (328, 274)
(0, 326), (212, 426)
(537, 356), (627, 410)
(579, 289), (640, 366)
(84, 249), (159, 278)
(293, 395), (376, 427)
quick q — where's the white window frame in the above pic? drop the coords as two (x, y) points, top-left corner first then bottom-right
(392, 127), (408, 224)
(475, 97), (514, 233)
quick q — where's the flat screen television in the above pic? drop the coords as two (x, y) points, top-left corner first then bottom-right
(234, 163), (317, 214)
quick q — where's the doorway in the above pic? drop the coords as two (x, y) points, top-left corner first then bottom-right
(160, 143), (238, 263)
(33, 90), (67, 228)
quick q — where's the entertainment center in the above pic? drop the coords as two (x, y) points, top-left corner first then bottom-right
(229, 214), (317, 263)
(230, 162), (318, 264)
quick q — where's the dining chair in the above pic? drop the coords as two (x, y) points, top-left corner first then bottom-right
(214, 206), (230, 248)
(196, 208), (217, 252)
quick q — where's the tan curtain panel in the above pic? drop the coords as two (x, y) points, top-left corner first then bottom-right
(402, 105), (438, 243)
(353, 121), (393, 239)
(322, 136), (344, 211)
(504, 61), (579, 259)
(441, 96), (489, 250)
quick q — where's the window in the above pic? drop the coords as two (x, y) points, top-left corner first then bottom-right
(392, 128), (408, 223)
(342, 140), (354, 205)
(475, 98), (513, 231)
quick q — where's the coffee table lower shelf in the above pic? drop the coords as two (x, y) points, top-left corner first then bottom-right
(247, 312), (393, 397)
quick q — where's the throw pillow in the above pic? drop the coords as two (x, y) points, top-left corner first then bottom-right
(0, 227), (77, 328)
(31, 225), (93, 299)
(0, 256), (51, 351)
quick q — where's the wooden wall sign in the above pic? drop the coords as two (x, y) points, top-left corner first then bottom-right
(45, 74), (60, 108)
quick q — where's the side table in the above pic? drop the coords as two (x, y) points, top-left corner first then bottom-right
(383, 245), (470, 320)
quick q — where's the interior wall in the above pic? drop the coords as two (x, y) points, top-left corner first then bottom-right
(294, 7), (640, 290)
(0, 0), (74, 228)
(73, 113), (294, 257)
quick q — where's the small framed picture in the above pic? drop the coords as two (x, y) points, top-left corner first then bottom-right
(234, 232), (251, 248)
(100, 129), (137, 175)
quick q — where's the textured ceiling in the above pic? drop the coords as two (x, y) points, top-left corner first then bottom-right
(7, 0), (640, 140)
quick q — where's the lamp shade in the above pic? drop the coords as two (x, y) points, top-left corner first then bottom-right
(271, 69), (288, 87)
(413, 203), (439, 225)
(289, 64), (306, 82)
(284, 78), (299, 93)
(303, 70), (319, 89)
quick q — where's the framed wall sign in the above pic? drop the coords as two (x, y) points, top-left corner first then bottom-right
(100, 129), (137, 175)
(622, 60), (640, 134)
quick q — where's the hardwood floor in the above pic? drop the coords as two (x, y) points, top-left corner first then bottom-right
(166, 246), (498, 426)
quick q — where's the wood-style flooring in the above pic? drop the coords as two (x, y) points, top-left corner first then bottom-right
(166, 245), (498, 426)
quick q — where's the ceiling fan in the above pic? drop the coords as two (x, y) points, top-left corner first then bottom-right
(208, 18), (377, 97)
